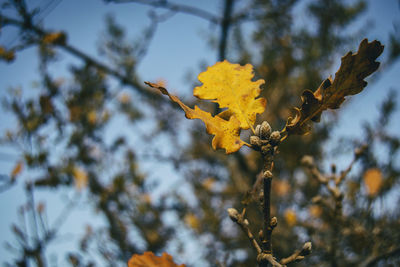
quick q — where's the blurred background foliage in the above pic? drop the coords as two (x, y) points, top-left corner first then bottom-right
(0, 0), (399, 266)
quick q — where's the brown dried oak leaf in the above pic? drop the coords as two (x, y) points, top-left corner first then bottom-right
(145, 60), (266, 154)
(284, 39), (384, 135)
(128, 251), (185, 267)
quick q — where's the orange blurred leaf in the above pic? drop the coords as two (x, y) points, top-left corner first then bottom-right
(363, 168), (383, 197)
(284, 209), (297, 226)
(128, 252), (185, 267)
(72, 166), (88, 190)
(11, 161), (23, 179)
(42, 32), (67, 45)
(145, 60), (266, 153)
(284, 39), (384, 135)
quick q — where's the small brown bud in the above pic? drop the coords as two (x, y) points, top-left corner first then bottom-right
(301, 242), (312, 255)
(227, 208), (239, 222)
(270, 216), (278, 228)
(263, 170), (273, 179)
(259, 121), (272, 140)
(250, 136), (262, 147)
(255, 124), (261, 137)
(269, 131), (281, 146)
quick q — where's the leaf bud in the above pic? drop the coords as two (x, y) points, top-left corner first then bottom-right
(250, 136), (263, 147)
(255, 124), (261, 137)
(263, 170), (273, 179)
(301, 242), (312, 255)
(259, 121), (272, 140)
(270, 216), (278, 228)
(269, 131), (281, 146)
(227, 208), (239, 222)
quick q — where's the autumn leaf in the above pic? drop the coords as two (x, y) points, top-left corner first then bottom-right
(284, 209), (297, 226)
(11, 161), (23, 180)
(363, 168), (383, 197)
(194, 60), (266, 130)
(72, 166), (88, 190)
(284, 39), (384, 136)
(145, 61), (266, 153)
(145, 82), (245, 153)
(128, 251), (185, 267)
(42, 32), (67, 45)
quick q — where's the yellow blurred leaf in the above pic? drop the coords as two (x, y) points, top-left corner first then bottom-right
(119, 92), (131, 104)
(284, 209), (297, 226)
(184, 213), (200, 231)
(140, 194), (152, 204)
(11, 161), (23, 179)
(363, 168), (383, 197)
(42, 32), (67, 45)
(202, 177), (215, 191)
(309, 205), (323, 218)
(0, 45), (15, 62)
(273, 180), (290, 196)
(87, 110), (97, 125)
(128, 251), (185, 267)
(73, 166), (88, 190)
(145, 61), (265, 153)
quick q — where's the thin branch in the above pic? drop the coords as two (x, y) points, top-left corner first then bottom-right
(105, 0), (219, 24)
(362, 247), (400, 267)
(227, 208), (262, 254)
(280, 242), (312, 265)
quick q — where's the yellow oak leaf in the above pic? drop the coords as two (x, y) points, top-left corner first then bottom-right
(145, 61), (266, 153)
(363, 168), (383, 197)
(128, 251), (185, 267)
(194, 60), (266, 130)
(145, 82), (245, 153)
(284, 39), (384, 136)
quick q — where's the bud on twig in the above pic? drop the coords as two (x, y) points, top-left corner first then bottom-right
(301, 242), (312, 256)
(269, 131), (281, 146)
(259, 121), (272, 140)
(270, 216), (278, 228)
(227, 208), (240, 222)
(250, 136), (263, 147)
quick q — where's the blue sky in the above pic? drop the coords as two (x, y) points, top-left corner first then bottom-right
(0, 0), (399, 265)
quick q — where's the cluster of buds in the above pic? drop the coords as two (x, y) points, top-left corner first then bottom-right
(250, 121), (281, 155)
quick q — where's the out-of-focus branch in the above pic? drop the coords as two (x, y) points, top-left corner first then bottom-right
(0, 15), (174, 107)
(361, 247), (400, 267)
(104, 0), (219, 24)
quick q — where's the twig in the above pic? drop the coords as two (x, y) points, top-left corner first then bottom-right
(105, 0), (219, 24)
(280, 242), (312, 265)
(227, 208), (262, 254)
